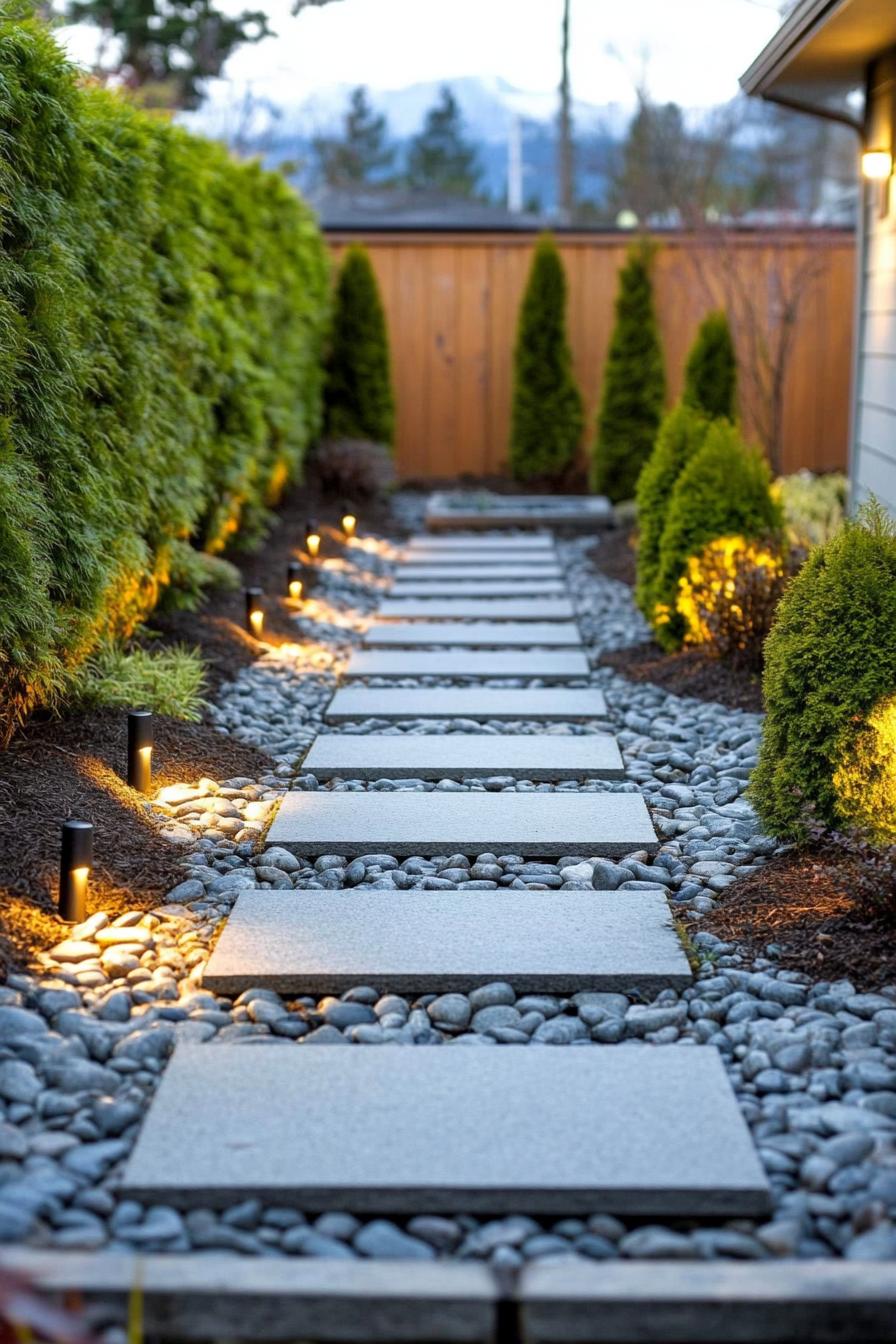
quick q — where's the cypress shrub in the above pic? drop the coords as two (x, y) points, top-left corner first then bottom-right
(634, 403), (711, 620)
(591, 241), (665, 502)
(0, 18), (329, 743)
(324, 245), (395, 446)
(683, 310), (737, 420)
(509, 234), (584, 481)
(750, 501), (896, 844)
(653, 422), (784, 650)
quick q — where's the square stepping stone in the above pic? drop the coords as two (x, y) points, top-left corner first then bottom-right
(407, 533), (554, 550)
(391, 581), (567, 598)
(378, 598), (575, 620)
(325, 688), (606, 721)
(398, 565), (564, 581)
(343, 651), (590, 682)
(302, 733), (623, 781)
(265, 790), (657, 857)
(364, 623), (583, 648)
(403, 551), (557, 568)
(121, 1045), (771, 1216)
(202, 889), (691, 996)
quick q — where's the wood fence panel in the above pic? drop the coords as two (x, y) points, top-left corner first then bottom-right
(328, 231), (856, 482)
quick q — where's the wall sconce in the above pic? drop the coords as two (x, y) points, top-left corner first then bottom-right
(127, 710), (153, 793)
(341, 504), (357, 540)
(304, 519), (322, 558)
(862, 149), (893, 180)
(59, 820), (93, 923)
(286, 562), (304, 602)
(244, 587), (265, 638)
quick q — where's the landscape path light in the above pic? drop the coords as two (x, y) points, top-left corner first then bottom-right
(244, 587), (265, 638)
(287, 562), (304, 602)
(127, 710), (153, 793)
(340, 503), (358, 540)
(59, 820), (93, 923)
(304, 519), (322, 558)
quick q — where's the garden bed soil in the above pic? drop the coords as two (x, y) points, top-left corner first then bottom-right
(588, 527), (638, 587)
(705, 850), (896, 990)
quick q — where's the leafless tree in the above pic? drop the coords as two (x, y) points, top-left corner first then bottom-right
(557, 0), (574, 224)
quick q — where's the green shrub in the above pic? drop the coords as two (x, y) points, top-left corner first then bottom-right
(590, 241), (665, 502)
(653, 421), (784, 649)
(775, 469), (848, 548)
(682, 311), (737, 420)
(0, 18), (329, 743)
(634, 403), (711, 619)
(750, 501), (896, 844)
(324, 245), (395, 446)
(509, 234), (583, 481)
(73, 645), (207, 721)
(159, 542), (241, 614)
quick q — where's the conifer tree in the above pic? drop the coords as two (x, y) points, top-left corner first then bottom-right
(313, 86), (394, 187)
(591, 242), (665, 502)
(406, 86), (481, 198)
(324, 245), (395, 446)
(509, 235), (583, 481)
(683, 310), (737, 420)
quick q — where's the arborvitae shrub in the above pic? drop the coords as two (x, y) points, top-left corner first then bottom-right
(634, 403), (711, 620)
(683, 311), (737, 420)
(0, 18), (329, 743)
(653, 422), (784, 650)
(324, 245), (395, 446)
(591, 241), (665, 502)
(750, 501), (896, 844)
(509, 234), (584, 481)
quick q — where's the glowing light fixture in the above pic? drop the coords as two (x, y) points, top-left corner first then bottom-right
(287, 561), (304, 602)
(127, 709), (153, 793)
(244, 586), (265, 638)
(59, 820), (93, 923)
(862, 149), (893, 180)
(340, 503), (357, 540)
(304, 519), (322, 558)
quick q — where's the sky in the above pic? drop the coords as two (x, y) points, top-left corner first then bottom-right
(60, 0), (785, 111)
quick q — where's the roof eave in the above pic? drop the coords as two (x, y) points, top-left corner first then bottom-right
(740, 0), (863, 130)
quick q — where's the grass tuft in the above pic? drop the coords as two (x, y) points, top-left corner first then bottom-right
(72, 644), (207, 721)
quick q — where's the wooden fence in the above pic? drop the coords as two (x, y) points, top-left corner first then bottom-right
(326, 229), (856, 482)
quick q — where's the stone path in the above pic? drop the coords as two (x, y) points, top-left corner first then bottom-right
(364, 622), (583, 647)
(120, 527), (774, 1242)
(390, 580), (567, 597)
(301, 733), (624, 780)
(398, 564), (564, 581)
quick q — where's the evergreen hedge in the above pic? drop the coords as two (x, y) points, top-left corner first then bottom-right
(634, 403), (711, 621)
(0, 19), (329, 743)
(324, 245), (395, 446)
(653, 422), (784, 650)
(509, 234), (583, 481)
(590, 241), (666, 502)
(750, 502), (896, 844)
(683, 311), (737, 420)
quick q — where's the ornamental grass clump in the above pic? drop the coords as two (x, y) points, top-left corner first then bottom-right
(0, 17), (329, 744)
(682, 311), (737, 420)
(634, 403), (712, 620)
(590, 241), (665, 503)
(750, 501), (896, 845)
(324, 245), (395, 446)
(653, 421), (784, 651)
(509, 234), (584, 482)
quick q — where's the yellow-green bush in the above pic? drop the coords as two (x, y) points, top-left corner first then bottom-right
(774, 469), (848, 549)
(0, 19), (329, 742)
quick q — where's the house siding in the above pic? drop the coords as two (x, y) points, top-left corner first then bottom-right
(854, 49), (896, 513)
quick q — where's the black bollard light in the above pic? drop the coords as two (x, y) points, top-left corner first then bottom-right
(304, 519), (322, 559)
(340, 503), (357, 540)
(244, 586), (265, 638)
(127, 710), (153, 793)
(286, 562), (304, 602)
(59, 820), (93, 924)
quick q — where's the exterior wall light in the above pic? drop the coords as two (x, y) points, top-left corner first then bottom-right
(244, 587), (265, 638)
(304, 520), (322, 558)
(59, 820), (93, 923)
(287, 562), (304, 602)
(862, 149), (893, 180)
(127, 710), (153, 793)
(341, 504), (357, 540)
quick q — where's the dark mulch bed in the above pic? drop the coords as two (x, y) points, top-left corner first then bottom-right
(705, 850), (896, 990)
(588, 525), (637, 587)
(0, 710), (273, 975)
(601, 642), (765, 714)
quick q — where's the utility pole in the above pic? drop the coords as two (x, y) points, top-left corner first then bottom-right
(507, 115), (523, 213)
(557, 0), (574, 224)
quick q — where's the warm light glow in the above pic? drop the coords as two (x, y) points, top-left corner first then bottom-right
(288, 579), (303, 601)
(671, 535), (783, 648)
(139, 746), (152, 765)
(341, 513), (357, 539)
(306, 532), (321, 558)
(833, 694), (896, 843)
(863, 149), (893, 180)
(249, 609), (264, 637)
